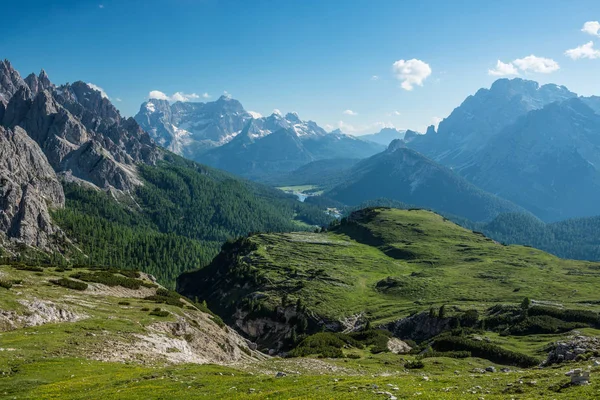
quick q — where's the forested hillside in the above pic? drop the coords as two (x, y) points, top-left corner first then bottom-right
(461, 213), (600, 262)
(54, 155), (333, 286)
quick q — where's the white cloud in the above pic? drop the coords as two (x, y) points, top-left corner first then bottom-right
(99, 4), (104, 8)
(149, 90), (169, 100)
(171, 92), (200, 102)
(148, 90), (201, 102)
(392, 59), (432, 91)
(202, 92), (210, 99)
(115, 97), (122, 102)
(247, 111), (263, 119)
(513, 55), (560, 73)
(336, 120), (396, 135)
(432, 116), (443, 129)
(488, 60), (519, 76)
(387, 110), (402, 117)
(343, 109), (358, 116)
(582, 21), (600, 37)
(565, 41), (600, 60)
(371, 75), (379, 81)
(87, 83), (109, 99)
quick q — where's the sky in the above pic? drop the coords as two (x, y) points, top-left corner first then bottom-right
(2, 0), (600, 134)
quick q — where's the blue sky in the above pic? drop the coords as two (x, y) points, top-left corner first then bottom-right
(2, 0), (600, 134)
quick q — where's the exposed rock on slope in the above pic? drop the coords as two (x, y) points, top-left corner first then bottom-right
(135, 97), (383, 178)
(0, 125), (64, 247)
(0, 61), (160, 192)
(0, 264), (261, 365)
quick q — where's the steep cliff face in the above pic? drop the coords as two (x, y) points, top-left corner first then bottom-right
(1, 63), (161, 192)
(0, 126), (64, 248)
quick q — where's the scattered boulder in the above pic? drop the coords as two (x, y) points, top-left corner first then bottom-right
(545, 335), (600, 365)
(485, 366), (496, 373)
(566, 369), (591, 385)
(387, 337), (412, 354)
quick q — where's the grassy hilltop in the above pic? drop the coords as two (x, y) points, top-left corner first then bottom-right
(180, 207), (600, 326)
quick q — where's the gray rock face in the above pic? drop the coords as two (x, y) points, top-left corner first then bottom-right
(0, 60), (27, 105)
(24, 70), (54, 96)
(135, 95), (253, 155)
(0, 126), (64, 248)
(0, 60), (163, 249)
(1, 72), (160, 191)
(409, 78), (577, 168)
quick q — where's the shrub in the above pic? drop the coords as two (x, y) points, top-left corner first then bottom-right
(288, 332), (348, 358)
(433, 336), (539, 367)
(13, 265), (43, 272)
(508, 315), (587, 336)
(118, 270), (141, 279)
(50, 278), (88, 291)
(419, 350), (471, 359)
(70, 271), (143, 290)
(460, 309), (479, 327)
(528, 306), (599, 325)
(141, 307), (150, 311)
(149, 309), (169, 317)
(0, 280), (13, 289)
(405, 360), (424, 369)
(144, 288), (184, 308)
(118, 301), (131, 306)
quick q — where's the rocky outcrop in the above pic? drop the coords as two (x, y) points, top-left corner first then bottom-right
(1, 64), (161, 192)
(387, 312), (452, 342)
(0, 60), (27, 105)
(0, 126), (64, 247)
(544, 334), (600, 365)
(24, 69), (54, 96)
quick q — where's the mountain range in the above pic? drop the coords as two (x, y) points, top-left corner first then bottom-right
(325, 140), (527, 222)
(408, 78), (600, 221)
(135, 97), (384, 179)
(0, 59), (328, 282)
(358, 127), (411, 146)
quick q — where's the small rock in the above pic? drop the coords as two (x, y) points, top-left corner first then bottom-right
(275, 372), (287, 378)
(485, 366), (496, 373)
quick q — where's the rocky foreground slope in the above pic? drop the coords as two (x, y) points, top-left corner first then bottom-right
(0, 264), (259, 365)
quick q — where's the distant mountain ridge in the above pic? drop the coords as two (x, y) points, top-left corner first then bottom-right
(325, 139), (528, 222)
(407, 78), (600, 221)
(409, 78), (578, 168)
(135, 97), (384, 179)
(359, 127), (409, 146)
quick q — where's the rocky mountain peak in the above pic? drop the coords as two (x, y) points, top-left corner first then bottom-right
(387, 138), (406, 152)
(25, 69), (55, 96)
(0, 59), (27, 105)
(425, 125), (436, 135)
(285, 112), (301, 123)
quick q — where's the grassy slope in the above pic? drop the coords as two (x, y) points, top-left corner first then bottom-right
(183, 208), (600, 325)
(3, 239), (600, 398)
